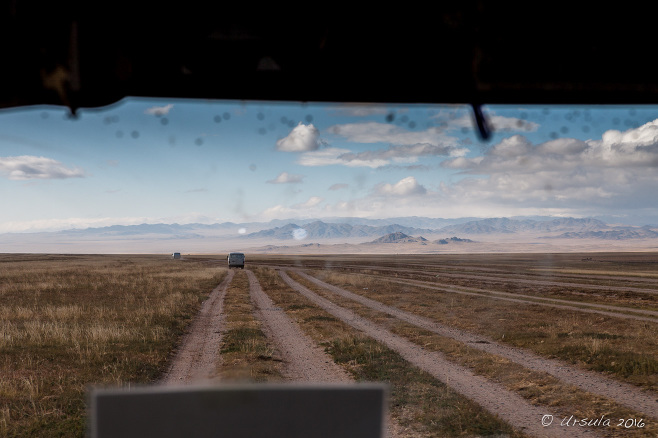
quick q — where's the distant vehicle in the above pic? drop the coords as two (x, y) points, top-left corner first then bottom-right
(172, 252), (181, 259)
(227, 252), (245, 268)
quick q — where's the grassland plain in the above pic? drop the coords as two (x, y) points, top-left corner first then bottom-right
(0, 254), (223, 437)
(285, 270), (655, 438)
(246, 253), (658, 437)
(2, 252), (656, 437)
(248, 253), (658, 390)
(291, 267), (658, 391)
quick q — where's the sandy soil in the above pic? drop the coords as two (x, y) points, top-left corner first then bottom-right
(245, 269), (352, 383)
(160, 269), (234, 385)
(278, 270), (600, 438)
(295, 270), (658, 421)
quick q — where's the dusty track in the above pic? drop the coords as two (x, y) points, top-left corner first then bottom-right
(295, 270), (658, 420)
(307, 264), (658, 296)
(246, 270), (408, 438)
(396, 269), (658, 296)
(160, 269), (234, 384)
(161, 269), (402, 436)
(281, 263), (658, 322)
(255, 260), (658, 290)
(246, 269), (352, 383)
(279, 270), (601, 438)
(367, 266), (658, 292)
(381, 277), (658, 322)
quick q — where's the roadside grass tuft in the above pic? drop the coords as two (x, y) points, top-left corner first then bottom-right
(217, 269), (283, 382)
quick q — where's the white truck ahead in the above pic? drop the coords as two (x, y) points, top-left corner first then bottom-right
(227, 252), (245, 269)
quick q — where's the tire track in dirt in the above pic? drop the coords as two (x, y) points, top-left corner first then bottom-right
(410, 270), (658, 296)
(160, 269), (234, 385)
(375, 275), (658, 323)
(279, 270), (601, 438)
(297, 270), (658, 420)
(311, 263), (658, 295)
(246, 270), (407, 438)
(246, 269), (352, 383)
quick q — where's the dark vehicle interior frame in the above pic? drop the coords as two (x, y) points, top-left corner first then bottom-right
(2, 2), (657, 137)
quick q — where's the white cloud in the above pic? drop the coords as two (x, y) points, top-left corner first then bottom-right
(439, 119), (658, 210)
(297, 143), (466, 169)
(260, 204), (293, 219)
(293, 196), (323, 209)
(374, 176), (427, 197)
(297, 147), (388, 168)
(328, 183), (349, 191)
(327, 122), (458, 146)
(338, 143), (468, 164)
(259, 196), (324, 221)
(276, 123), (321, 152)
(144, 104), (174, 116)
(0, 156), (86, 180)
(259, 121), (658, 220)
(267, 172), (305, 184)
(301, 122), (467, 169)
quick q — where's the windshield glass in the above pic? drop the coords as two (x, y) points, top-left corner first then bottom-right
(1, 100), (657, 252)
(1, 100), (657, 438)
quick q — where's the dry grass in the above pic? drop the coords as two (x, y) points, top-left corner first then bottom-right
(252, 267), (527, 437)
(0, 254), (223, 437)
(216, 269), (284, 382)
(308, 268), (658, 392)
(287, 271), (657, 437)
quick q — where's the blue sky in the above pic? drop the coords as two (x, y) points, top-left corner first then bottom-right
(1, 98), (658, 233)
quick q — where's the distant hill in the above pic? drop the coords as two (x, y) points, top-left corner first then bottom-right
(435, 237), (474, 244)
(554, 227), (658, 240)
(60, 222), (240, 236)
(369, 232), (428, 244)
(438, 217), (608, 234)
(244, 221), (434, 240)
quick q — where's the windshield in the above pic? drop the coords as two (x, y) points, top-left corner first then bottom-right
(1, 100), (657, 252)
(1, 100), (657, 438)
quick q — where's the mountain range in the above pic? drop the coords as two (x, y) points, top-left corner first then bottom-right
(4, 217), (658, 242)
(367, 233), (473, 245)
(243, 221), (435, 240)
(438, 217), (608, 234)
(370, 232), (429, 244)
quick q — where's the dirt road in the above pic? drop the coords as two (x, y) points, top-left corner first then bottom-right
(159, 263), (654, 436)
(279, 270), (602, 438)
(246, 269), (352, 383)
(295, 270), (658, 420)
(370, 276), (658, 322)
(160, 269), (234, 384)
